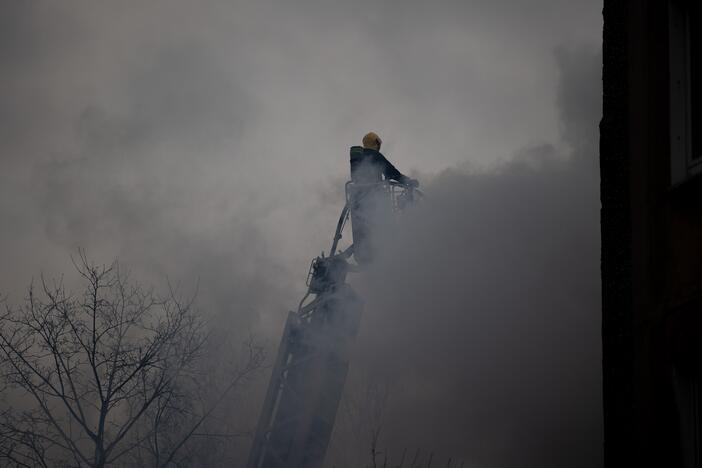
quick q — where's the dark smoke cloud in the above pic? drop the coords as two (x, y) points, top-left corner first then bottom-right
(327, 44), (602, 468)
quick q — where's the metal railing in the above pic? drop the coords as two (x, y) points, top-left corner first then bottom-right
(345, 180), (422, 213)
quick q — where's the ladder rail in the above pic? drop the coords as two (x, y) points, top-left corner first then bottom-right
(248, 179), (422, 468)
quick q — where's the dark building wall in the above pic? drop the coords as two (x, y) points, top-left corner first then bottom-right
(601, 1), (702, 467)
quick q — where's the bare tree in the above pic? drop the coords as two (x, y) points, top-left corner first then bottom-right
(326, 375), (390, 468)
(0, 252), (264, 467)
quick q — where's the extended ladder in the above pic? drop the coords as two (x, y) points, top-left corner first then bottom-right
(247, 181), (420, 468)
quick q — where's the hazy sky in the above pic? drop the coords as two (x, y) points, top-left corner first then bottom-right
(0, 1), (602, 466)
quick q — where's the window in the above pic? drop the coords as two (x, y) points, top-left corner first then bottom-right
(691, 3), (702, 163)
(669, 0), (702, 184)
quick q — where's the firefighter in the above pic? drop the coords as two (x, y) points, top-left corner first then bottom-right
(348, 132), (418, 264)
(350, 132), (419, 187)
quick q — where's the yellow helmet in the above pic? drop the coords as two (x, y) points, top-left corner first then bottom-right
(362, 132), (382, 150)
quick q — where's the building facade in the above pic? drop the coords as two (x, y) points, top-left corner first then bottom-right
(601, 1), (702, 466)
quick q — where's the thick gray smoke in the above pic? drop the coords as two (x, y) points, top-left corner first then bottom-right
(0, 1), (602, 465)
(327, 45), (602, 468)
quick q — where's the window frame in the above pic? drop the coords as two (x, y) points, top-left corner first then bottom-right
(669, 0), (702, 185)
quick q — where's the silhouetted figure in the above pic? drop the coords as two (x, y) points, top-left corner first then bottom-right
(349, 132), (417, 264)
(350, 132), (418, 186)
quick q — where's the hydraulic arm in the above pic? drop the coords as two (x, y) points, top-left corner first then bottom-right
(247, 181), (420, 468)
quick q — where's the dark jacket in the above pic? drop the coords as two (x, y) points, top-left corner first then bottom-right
(349, 146), (411, 185)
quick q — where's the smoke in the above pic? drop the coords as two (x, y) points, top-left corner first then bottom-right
(327, 44), (602, 468)
(0, 1), (602, 465)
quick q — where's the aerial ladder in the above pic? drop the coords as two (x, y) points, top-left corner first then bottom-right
(246, 180), (421, 468)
